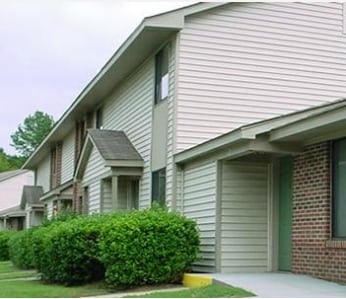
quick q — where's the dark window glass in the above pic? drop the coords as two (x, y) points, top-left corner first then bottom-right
(96, 107), (103, 129)
(155, 46), (169, 103)
(332, 138), (346, 238)
(152, 168), (166, 204)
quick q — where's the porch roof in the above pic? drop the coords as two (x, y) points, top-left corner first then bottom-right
(0, 206), (25, 218)
(175, 98), (346, 164)
(20, 185), (44, 209)
(75, 130), (144, 180)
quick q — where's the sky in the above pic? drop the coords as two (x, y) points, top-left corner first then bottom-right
(0, 0), (196, 155)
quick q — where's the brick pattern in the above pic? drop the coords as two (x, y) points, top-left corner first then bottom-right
(50, 142), (62, 189)
(72, 181), (83, 213)
(292, 141), (346, 283)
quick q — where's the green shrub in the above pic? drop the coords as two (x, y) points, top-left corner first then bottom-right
(0, 230), (14, 261)
(99, 208), (200, 288)
(34, 214), (118, 285)
(8, 229), (35, 268)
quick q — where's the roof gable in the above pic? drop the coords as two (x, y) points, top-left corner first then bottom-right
(20, 185), (44, 209)
(75, 130), (144, 180)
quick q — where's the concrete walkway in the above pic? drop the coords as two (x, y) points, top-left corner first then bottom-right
(211, 272), (346, 298)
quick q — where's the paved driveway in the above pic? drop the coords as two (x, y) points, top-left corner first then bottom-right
(211, 272), (346, 298)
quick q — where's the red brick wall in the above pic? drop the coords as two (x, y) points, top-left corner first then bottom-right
(292, 142), (346, 283)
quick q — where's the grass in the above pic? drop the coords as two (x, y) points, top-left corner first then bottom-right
(0, 280), (112, 298)
(0, 261), (112, 298)
(0, 261), (18, 273)
(126, 284), (255, 298)
(0, 261), (37, 280)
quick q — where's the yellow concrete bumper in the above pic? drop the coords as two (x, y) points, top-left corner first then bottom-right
(182, 273), (213, 287)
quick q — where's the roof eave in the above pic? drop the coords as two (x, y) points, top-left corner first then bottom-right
(23, 23), (182, 170)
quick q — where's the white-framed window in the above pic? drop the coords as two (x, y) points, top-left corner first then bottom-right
(155, 45), (169, 103)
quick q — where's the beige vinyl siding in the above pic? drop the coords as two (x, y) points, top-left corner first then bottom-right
(87, 181), (100, 214)
(61, 130), (75, 184)
(103, 58), (154, 209)
(36, 155), (50, 193)
(165, 39), (176, 208)
(177, 2), (346, 151)
(83, 147), (107, 213)
(221, 161), (269, 272)
(101, 179), (112, 213)
(182, 161), (217, 272)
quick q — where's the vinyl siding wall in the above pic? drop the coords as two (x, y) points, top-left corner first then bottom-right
(176, 2), (346, 151)
(101, 179), (112, 213)
(182, 161), (217, 272)
(83, 147), (106, 213)
(36, 155), (50, 193)
(61, 130), (75, 184)
(164, 39), (177, 208)
(221, 161), (269, 272)
(103, 58), (154, 209)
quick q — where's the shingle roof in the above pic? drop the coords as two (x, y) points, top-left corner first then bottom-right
(0, 169), (29, 183)
(20, 185), (43, 209)
(88, 129), (143, 161)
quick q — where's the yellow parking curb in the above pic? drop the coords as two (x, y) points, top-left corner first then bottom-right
(182, 273), (213, 287)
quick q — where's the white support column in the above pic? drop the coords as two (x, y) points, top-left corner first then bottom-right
(112, 175), (119, 211)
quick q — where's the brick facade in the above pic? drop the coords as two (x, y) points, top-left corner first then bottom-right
(292, 141), (346, 283)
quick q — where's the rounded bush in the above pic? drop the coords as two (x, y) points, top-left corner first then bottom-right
(8, 229), (35, 268)
(34, 214), (119, 285)
(99, 208), (200, 288)
(0, 231), (14, 261)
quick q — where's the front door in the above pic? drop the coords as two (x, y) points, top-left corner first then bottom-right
(278, 157), (293, 271)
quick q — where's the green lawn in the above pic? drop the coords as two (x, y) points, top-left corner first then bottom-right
(0, 261), (37, 280)
(126, 284), (255, 298)
(0, 280), (112, 298)
(0, 261), (112, 298)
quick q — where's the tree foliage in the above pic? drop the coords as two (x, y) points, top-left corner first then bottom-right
(0, 148), (25, 171)
(11, 111), (54, 158)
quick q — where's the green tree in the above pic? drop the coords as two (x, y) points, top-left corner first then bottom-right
(11, 111), (54, 158)
(0, 148), (12, 172)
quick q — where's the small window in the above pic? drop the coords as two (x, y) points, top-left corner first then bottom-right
(155, 46), (169, 103)
(332, 138), (346, 238)
(96, 107), (103, 129)
(152, 168), (166, 205)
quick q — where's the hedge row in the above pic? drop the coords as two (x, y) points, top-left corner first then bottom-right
(0, 231), (16, 261)
(7, 208), (200, 287)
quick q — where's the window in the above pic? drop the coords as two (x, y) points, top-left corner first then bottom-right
(96, 107), (103, 129)
(152, 168), (166, 205)
(155, 45), (169, 103)
(332, 138), (346, 238)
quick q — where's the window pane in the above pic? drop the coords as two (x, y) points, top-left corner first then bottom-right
(161, 73), (169, 99)
(332, 139), (346, 238)
(155, 45), (169, 103)
(96, 108), (103, 129)
(152, 168), (166, 204)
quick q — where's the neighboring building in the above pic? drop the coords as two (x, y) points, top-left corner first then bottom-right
(0, 170), (34, 211)
(23, 3), (346, 283)
(0, 185), (44, 230)
(0, 170), (37, 230)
